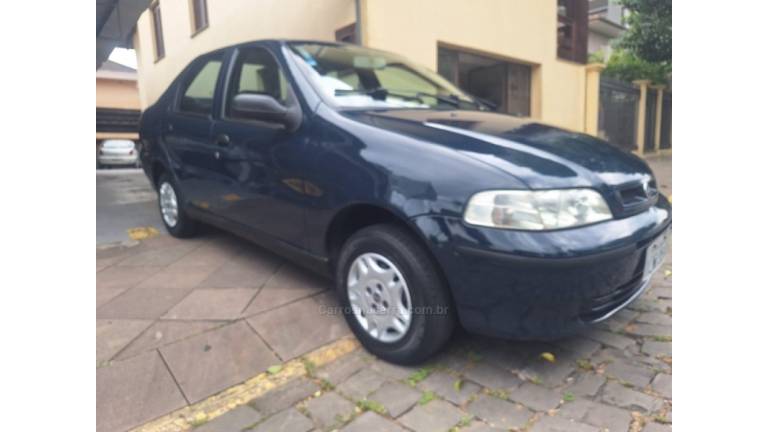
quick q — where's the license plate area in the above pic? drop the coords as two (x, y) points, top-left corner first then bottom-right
(643, 227), (670, 281)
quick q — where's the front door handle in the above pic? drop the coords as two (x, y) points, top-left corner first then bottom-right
(215, 134), (230, 147)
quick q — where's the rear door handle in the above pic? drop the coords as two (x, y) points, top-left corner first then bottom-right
(215, 134), (230, 147)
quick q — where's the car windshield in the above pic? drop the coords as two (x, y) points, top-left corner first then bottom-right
(288, 43), (481, 110)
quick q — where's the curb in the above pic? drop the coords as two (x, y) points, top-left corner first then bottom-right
(131, 336), (360, 432)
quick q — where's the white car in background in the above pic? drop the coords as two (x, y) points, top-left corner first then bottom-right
(97, 139), (140, 169)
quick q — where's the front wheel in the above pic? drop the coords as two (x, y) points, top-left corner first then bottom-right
(157, 174), (197, 238)
(335, 224), (455, 364)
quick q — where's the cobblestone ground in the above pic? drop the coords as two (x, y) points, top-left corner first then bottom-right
(194, 253), (672, 432)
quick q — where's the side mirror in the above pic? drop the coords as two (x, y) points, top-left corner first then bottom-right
(231, 93), (288, 123)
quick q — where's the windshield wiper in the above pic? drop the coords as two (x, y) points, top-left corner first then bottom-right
(334, 88), (465, 108)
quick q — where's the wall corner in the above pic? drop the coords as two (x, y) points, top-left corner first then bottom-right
(584, 63), (605, 135)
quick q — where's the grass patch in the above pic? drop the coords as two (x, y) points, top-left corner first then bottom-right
(484, 388), (509, 400)
(562, 392), (575, 402)
(407, 367), (434, 386)
(356, 399), (387, 415)
(576, 359), (593, 371)
(653, 335), (672, 342)
(318, 378), (335, 392)
(419, 390), (437, 405)
(301, 358), (317, 377)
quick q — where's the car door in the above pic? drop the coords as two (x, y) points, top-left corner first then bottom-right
(209, 45), (311, 249)
(162, 52), (225, 205)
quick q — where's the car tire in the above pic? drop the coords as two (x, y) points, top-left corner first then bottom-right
(335, 224), (455, 364)
(157, 174), (198, 238)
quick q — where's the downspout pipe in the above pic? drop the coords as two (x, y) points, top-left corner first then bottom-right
(355, 0), (362, 45)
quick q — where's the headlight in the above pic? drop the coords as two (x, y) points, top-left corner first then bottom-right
(463, 189), (612, 230)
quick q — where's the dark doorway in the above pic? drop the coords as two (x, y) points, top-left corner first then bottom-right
(437, 46), (531, 117)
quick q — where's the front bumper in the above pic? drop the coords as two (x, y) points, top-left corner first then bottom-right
(411, 195), (671, 339)
(98, 155), (138, 165)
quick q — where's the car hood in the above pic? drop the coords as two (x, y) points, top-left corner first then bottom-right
(342, 109), (653, 190)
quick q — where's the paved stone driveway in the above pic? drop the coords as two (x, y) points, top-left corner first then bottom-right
(189, 251), (672, 432)
(96, 233), (350, 432)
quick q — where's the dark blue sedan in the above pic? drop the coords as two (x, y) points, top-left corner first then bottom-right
(139, 40), (671, 364)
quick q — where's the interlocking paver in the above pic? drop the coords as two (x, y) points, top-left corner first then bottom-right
(529, 415), (599, 432)
(369, 359), (419, 380)
(247, 293), (349, 360)
(419, 370), (481, 405)
(625, 323), (672, 338)
(604, 358), (656, 388)
(566, 372), (606, 397)
(521, 355), (577, 388)
(250, 378), (319, 415)
(467, 394), (532, 430)
(368, 381), (422, 417)
(195, 405), (262, 432)
(643, 421), (672, 432)
(584, 329), (636, 350)
(159, 321), (279, 403)
(460, 421), (500, 432)
(641, 340), (671, 357)
(636, 312), (672, 326)
(302, 392), (356, 430)
(509, 382), (564, 411)
(558, 399), (633, 432)
(341, 411), (407, 432)
(249, 408), (313, 432)
(554, 337), (602, 359)
(336, 369), (387, 400)
(651, 373), (672, 399)
(97, 351), (187, 432)
(163, 288), (256, 320)
(601, 381), (658, 412)
(464, 362), (523, 391)
(399, 399), (467, 432)
(315, 351), (370, 385)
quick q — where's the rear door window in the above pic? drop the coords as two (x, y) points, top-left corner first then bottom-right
(178, 54), (223, 116)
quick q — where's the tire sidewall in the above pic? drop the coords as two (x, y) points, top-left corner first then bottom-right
(157, 174), (192, 237)
(335, 229), (440, 362)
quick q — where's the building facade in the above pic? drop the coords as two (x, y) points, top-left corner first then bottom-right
(96, 60), (141, 143)
(132, 0), (596, 133)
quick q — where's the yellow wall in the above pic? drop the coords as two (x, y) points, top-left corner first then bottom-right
(134, 0), (588, 131)
(362, 0), (587, 131)
(134, 0), (356, 108)
(96, 78), (141, 110)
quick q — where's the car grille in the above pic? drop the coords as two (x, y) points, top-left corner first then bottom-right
(614, 179), (659, 216)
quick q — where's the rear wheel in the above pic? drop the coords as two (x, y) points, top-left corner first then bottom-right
(157, 174), (197, 238)
(335, 224), (455, 364)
